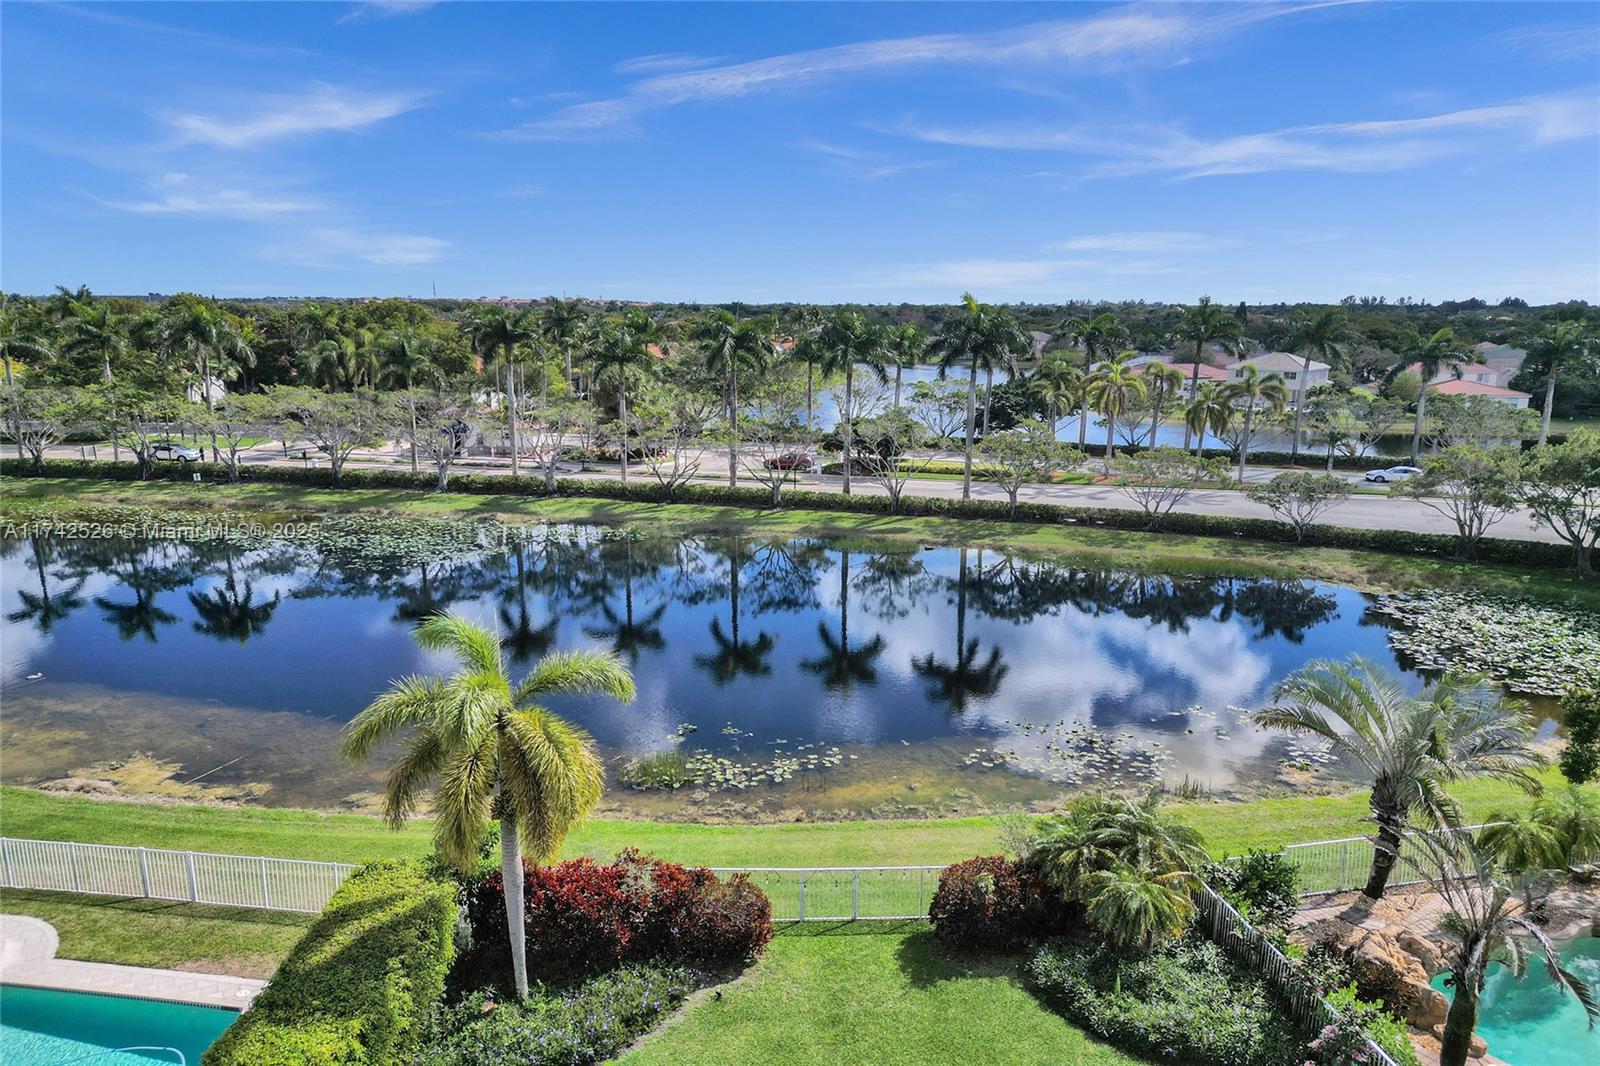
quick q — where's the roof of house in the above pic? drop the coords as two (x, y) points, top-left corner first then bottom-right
(1229, 351), (1329, 373)
(1166, 362), (1230, 380)
(1429, 379), (1531, 399)
(1475, 341), (1529, 364)
(1403, 361), (1500, 382)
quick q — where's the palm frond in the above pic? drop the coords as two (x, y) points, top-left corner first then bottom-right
(381, 725), (448, 830)
(413, 612), (504, 676)
(431, 733), (497, 870)
(513, 649), (637, 704)
(500, 708), (604, 863)
(341, 675), (449, 760)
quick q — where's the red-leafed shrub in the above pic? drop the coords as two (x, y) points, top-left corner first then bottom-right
(464, 849), (772, 981)
(928, 855), (1070, 952)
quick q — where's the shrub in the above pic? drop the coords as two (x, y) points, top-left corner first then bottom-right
(463, 850), (771, 983)
(415, 963), (698, 1066)
(1202, 851), (1300, 933)
(1315, 985), (1423, 1066)
(203, 861), (456, 1066)
(1026, 938), (1305, 1066)
(928, 855), (1071, 952)
(1560, 689), (1600, 785)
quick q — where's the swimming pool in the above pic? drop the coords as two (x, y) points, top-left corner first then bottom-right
(1430, 936), (1600, 1066)
(0, 985), (237, 1065)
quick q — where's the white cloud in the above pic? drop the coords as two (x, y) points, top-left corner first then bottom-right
(893, 89), (1600, 178)
(165, 84), (425, 149)
(268, 227), (451, 268)
(337, 1), (438, 25)
(612, 52), (726, 76)
(1049, 231), (1220, 254)
(95, 172), (321, 220)
(491, 2), (1326, 140)
(1491, 21), (1600, 64)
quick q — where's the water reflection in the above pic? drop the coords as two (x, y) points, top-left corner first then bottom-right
(3, 524), (1426, 800)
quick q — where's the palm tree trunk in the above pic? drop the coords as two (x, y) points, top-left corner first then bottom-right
(806, 361), (814, 428)
(1439, 971), (1479, 1066)
(841, 366), (854, 495)
(1104, 403), (1116, 476)
(1363, 819), (1404, 899)
(1411, 388), (1427, 464)
(894, 365), (903, 409)
(618, 378), (629, 484)
(728, 368), (739, 487)
(406, 373), (419, 473)
(1539, 371), (1557, 446)
(506, 348), (520, 479)
(1077, 397), (1088, 450)
(962, 358), (977, 501)
(1289, 353), (1312, 461)
(982, 366), (993, 434)
(499, 811), (530, 999)
(1237, 408), (1253, 482)
(1148, 380), (1164, 446)
(1183, 341), (1202, 451)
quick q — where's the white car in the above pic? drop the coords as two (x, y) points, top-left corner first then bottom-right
(151, 442), (202, 463)
(1364, 465), (1421, 483)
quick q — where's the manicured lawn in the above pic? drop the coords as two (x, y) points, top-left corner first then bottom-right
(4, 476), (1595, 608)
(622, 925), (1142, 1066)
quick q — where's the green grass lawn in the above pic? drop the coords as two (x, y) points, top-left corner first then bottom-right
(5, 477), (1594, 608)
(622, 925), (1142, 1066)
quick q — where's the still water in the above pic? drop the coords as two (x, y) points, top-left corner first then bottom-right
(0, 521), (1472, 817)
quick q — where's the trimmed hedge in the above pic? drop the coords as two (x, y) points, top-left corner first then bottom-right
(1, 456), (1575, 570)
(203, 861), (456, 1066)
(927, 855), (1074, 952)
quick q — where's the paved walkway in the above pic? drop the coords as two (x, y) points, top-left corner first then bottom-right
(0, 914), (264, 1010)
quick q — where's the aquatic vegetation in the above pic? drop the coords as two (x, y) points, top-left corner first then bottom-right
(620, 751), (692, 791)
(1370, 590), (1600, 696)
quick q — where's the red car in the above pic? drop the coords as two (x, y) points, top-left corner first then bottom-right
(763, 452), (815, 472)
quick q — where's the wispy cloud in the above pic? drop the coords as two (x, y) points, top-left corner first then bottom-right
(93, 172), (322, 220)
(798, 139), (944, 180)
(871, 256), (1185, 289)
(490, 2), (1335, 141)
(1049, 231), (1222, 254)
(267, 226), (450, 268)
(164, 84), (425, 149)
(1491, 21), (1600, 64)
(894, 89), (1600, 177)
(336, 1), (439, 26)
(501, 183), (549, 198)
(612, 52), (725, 76)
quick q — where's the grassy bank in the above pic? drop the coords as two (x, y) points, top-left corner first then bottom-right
(3, 477), (1593, 607)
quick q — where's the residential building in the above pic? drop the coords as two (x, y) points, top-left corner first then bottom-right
(1225, 352), (1329, 398)
(1475, 341), (1529, 384)
(1167, 362), (1230, 396)
(1428, 378), (1532, 408)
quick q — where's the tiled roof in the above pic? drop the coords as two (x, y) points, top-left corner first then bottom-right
(1429, 379), (1531, 399)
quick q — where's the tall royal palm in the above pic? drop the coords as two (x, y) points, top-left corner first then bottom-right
(60, 297), (127, 384)
(1032, 356), (1087, 446)
(932, 293), (1029, 500)
(816, 309), (888, 495)
(1182, 381), (1232, 457)
(885, 322), (927, 409)
(1387, 326), (1471, 463)
(465, 308), (538, 478)
(1140, 362), (1186, 447)
(0, 304), (54, 387)
(590, 312), (660, 484)
(693, 309), (775, 487)
(342, 614), (635, 1000)
(1524, 320), (1597, 446)
(1285, 307), (1355, 461)
(378, 329), (442, 472)
(1084, 350), (1148, 474)
(1172, 298), (1243, 451)
(1224, 365), (1288, 480)
(1254, 657), (1540, 900)
(158, 299), (238, 412)
(540, 298), (589, 392)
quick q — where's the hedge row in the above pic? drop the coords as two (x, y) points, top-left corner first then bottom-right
(2, 456), (1574, 570)
(202, 861), (456, 1066)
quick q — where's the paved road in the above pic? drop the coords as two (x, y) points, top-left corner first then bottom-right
(38, 440), (1559, 544)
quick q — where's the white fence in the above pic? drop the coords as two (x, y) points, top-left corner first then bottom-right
(712, 866), (942, 922)
(1282, 823), (1493, 896)
(0, 837), (357, 913)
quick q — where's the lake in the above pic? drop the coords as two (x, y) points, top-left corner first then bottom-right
(0, 519), (1543, 820)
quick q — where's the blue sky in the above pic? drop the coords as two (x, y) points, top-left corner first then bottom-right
(3, 1), (1597, 303)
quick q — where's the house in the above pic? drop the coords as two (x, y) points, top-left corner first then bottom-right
(1403, 362), (1504, 387)
(185, 375), (227, 406)
(1225, 352), (1329, 399)
(1166, 362), (1230, 396)
(1475, 342), (1528, 384)
(1428, 378), (1532, 408)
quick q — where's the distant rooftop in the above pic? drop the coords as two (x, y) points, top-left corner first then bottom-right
(1229, 351), (1329, 373)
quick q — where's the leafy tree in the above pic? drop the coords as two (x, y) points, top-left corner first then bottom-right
(1223, 365), (1288, 481)
(1171, 297), (1243, 451)
(1425, 394), (1537, 451)
(0, 302), (54, 386)
(906, 378), (967, 442)
(1392, 446), (1522, 559)
(739, 374), (816, 506)
(394, 390), (478, 491)
(521, 400), (589, 493)
(201, 393), (279, 483)
(852, 408), (921, 514)
(932, 293), (1029, 499)
(341, 614), (635, 1000)
(636, 388), (713, 502)
(1085, 351), (1148, 474)
(816, 309), (889, 495)
(81, 384), (182, 479)
(1, 385), (85, 472)
(1284, 307), (1355, 460)
(1112, 447), (1227, 531)
(276, 386), (390, 488)
(1519, 429), (1600, 574)
(979, 420), (1077, 518)
(1346, 390), (1407, 460)
(1254, 657), (1540, 899)
(1522, 320), (1598, 446)
(1559, 690), (1600, 785)
(1387, 326), (1471, 463)
(1245, 471), (1352, 543)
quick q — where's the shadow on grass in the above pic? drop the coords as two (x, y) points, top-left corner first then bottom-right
(891, 924), (1027, 989)
(0, 888), (314, 929)
(771, 918), (928, 940)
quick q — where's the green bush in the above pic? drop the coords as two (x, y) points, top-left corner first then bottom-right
(1560, 689), (1600, 784)
(1319, 985), (1423, 1066)
(1, 457), (1576, 569)
(203, 861), (457, 1066)
(414, 963), (698, 1066)
(1026, 938), (1305, 1066)
(1202, 851), (1300, 933)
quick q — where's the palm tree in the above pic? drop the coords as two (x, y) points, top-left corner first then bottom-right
(910, 547), (1008, 712)
(1061, 311), (1128, 369)
(693, 309), (774, 487)
(465, 307), (538, 478)
(0, 303), (55, 387)
(1183, 381), (1232, 457)
(1387, 326), (1471, 463)
(188, 563), (281, 643)
(1284, 307), (1355, 461)
(1524, 320), (1597, 446)
(933, 294), (1029, 499)
(1223, 365), (1288, 481)
(801, 548), (884, 689)
(341, 614), (635, 1000)
(884, 322), (927, 409)
(1253, 657), (1541, 899)
(540, 298), (589, 392)
(1084, 350), (1147, 474)
(1083, 866), (1197, 951)
(299, 336), (354, 391)
(589, 313), (660, 484)
(377, 329), (442, 472)
(158, 299), (237, 412)
(1032, 356), (1087, 446)
(1172, 298), (1244, 451)
(5, 538), (85, 634)
(815, 309), (888, 495)
(1140, 362), (1186, 447)
(59, 297), (126, 384)
(1030, 792), (1208, 898)
(694, 539), (776, 684)
(789, 331), (825, 429)
(1405, 830), (1599, 1066)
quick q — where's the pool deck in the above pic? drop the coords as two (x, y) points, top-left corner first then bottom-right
(0, 914), (265, 1010)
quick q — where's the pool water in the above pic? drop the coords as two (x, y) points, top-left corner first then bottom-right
(0, 985), (237, 1065)
(1430, 937), (1600, 1066)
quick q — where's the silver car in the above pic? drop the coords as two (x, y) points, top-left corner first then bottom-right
(151, 442), (202, 463)
(1364, 465), (1421, 483)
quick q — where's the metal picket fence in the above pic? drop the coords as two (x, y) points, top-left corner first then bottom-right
(1281, 823), (1494, 895)
(710, 866), (942, 922)
(0, 837), (356, 914)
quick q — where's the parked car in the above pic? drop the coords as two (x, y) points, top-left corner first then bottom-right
(151, 442), (202, 463)
(764, 452), (815, 472)
(1364, 465), (1421, 483)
